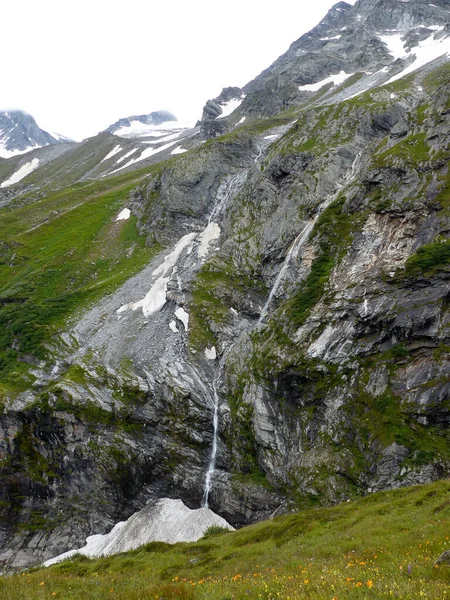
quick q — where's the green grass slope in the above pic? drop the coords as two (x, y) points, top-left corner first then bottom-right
(1, 481), (449, 599)
(0, 166), (166, 397)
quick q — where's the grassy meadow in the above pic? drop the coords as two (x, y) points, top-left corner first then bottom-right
(0, 481), (449, 599)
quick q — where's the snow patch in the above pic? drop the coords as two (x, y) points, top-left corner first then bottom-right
(216, 98), (243, 119)
(236, 116), (246, 125)
(115, 208), (131, 221)
(111, 140), (180, 173)
(379, 33), (408, 59)
(116, 148), (139, 163)
(320, 35), (342, 41)
(169, 320), (179, 333)
(0, 145), (37, 159)
(101, 145), (122, 162)
(205, 347), (217, 361)
(43, 498), (234, 566)
(171, 146), (187, 155)
(1, 158), (40, 188)
(113, 120), (194, 138)
(197, 222), (221, 259)
(175, 307), (189, 331)
(384, 31), (450, 86)
(117, 232), (198, 318)
(298, 71), (354, 92)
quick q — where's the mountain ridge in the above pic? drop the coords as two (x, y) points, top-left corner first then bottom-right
(0, 0), (449, 570)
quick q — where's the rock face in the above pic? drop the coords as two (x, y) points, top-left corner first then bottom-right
(0, 0), (450, 571)
(199, 87), (244, 139)
(0, 111), (66, 158)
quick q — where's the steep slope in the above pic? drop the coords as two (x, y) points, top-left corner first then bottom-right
(0, 0), (449, 570)
(0, 111), (71, 158)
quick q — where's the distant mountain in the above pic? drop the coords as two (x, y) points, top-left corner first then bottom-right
(241, 0), (450, 116)
(105, 110), (179, 137)
(0, 110), (72, 158)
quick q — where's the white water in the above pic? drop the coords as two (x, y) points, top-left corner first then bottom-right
(258, 221), (315, 323)
(202, 378), (220, 508)
(258, 152), (362, 324)
(199, 174), (249, 507)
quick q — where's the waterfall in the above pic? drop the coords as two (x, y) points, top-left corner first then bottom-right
(258, 152), (362, 324)
(200, 152), (363, 505)
(201, 378), (220, 508)
(258, 221), (315, 324)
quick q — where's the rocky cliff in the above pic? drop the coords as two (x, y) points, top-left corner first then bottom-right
(0, 0), (449, 569)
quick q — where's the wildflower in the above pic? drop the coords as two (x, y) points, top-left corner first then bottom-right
(355, 582), (363, 587)
(304, 579), (309, 584)
(39, 582), (45, 586)
(367, 580), (373, 588)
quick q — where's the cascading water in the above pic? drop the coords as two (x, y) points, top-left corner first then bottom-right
(258, 152), (362, 324)
(200, 153), (363, 507)
(201, 378), (220, 508)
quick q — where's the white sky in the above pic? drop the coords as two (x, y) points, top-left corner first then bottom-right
(0, 0), (356, 141)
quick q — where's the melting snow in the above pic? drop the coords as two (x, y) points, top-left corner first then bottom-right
(115, 208), (131, 221)
(320, 35), (342, 41)
(299, 71), (354, 92)
(116, 148), (139, 163)
(1, 158), (40, 188)
(142, 130), (184, 145)
(175, 307), (189, 331)
(197, 222), (221, 259)
(169, 320), (179, 333)
(171, 146), (187, 155)
(384, 31), (450, 86)
(111, 140), (180, 173)
(113, 120), (194, 138)
(43, 498), (234, 566)
(236, 116), (246, 125)
(205, 346), (217, 360)
(216, 98), (243, 119)
(117, 232), (198, 318)
(101, 145), (122, 162)
(379, 33), (408, 59)
(0, 145), (37, 159)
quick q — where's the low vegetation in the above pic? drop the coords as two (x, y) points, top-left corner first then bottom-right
(1, 480), (449, 599)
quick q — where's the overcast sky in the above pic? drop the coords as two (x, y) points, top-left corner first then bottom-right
(1, 0), (356, 141)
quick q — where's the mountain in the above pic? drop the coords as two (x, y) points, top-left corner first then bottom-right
(0, 0), (449, 570)
(104, 110), (179, 137)
(0, 110), (72, 158)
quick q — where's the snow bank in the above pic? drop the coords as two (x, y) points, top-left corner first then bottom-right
(101, 145), (122, 162)
(379, 33), (408, 59)
(117, 232), (197, 318)
(114, 120), (195, 138)
(205, 347), (217, 360)
(298, 71), (354, 92)
(115, 208), (131, 221)
(1, 158), (40, 188)
(175, 307), (189, 331)
(197, 222), (221, 259)
(171, 146), (187, 155)
(43, 498), (234, 567)
(216, 98), (243, 119)
(383, 30), (450, 86)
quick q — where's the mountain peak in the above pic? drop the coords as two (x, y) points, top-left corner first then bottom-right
(0, 110), (70, 159)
